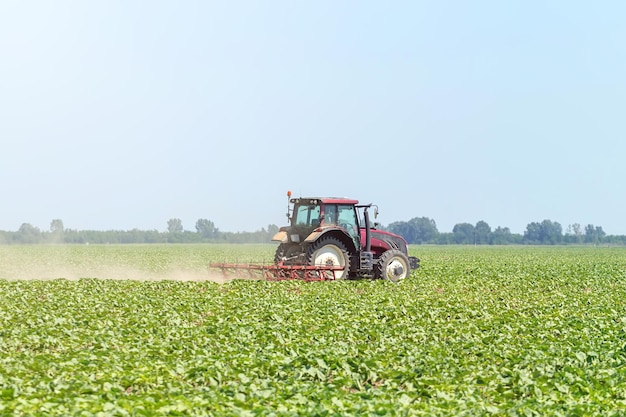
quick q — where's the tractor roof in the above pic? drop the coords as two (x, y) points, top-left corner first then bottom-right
(290, 197), (359, 205)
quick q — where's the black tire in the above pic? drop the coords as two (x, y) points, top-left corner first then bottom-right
(274, 243), (301, 264)
(306, 236), (349, 279)
(376, 250), (410, 282)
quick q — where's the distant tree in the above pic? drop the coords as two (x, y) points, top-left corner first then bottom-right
(267, 224), (279, 236)
(195, 218), (218, 239)
(541, 219), (562, 245)
(524, 222), (542, 244)
(387, 221), (416, 244)
(584, 224), (594, 243)
(565, 223), (583, 244)
(387, 217), (438, 244)
(17, 223), (41, 244)
(452, 223), (475, 244)
(167, 218), (183, 234)
(47, 219), (65, 243)
(492, 226), (513, 245)
(474, 220), (492, 244)
(524, 220), (562, 244)
(434, 232), (454, 244)
(50, 219), (64, 233)
(584, 224), (606, 244)
(409, 217), (439, 244)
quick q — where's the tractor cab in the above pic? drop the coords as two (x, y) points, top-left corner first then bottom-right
(286, 197), (361, 246)
(271, 197), (362, 257)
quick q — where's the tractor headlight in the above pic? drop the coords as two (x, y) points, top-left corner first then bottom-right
(290, 234), (300, 243)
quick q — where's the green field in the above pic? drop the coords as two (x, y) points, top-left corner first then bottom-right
(1, 245), (626, 416)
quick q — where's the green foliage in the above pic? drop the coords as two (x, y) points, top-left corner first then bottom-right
(1, 245), (626, 414)
(388, 217), (439, 244)
(167, 218), (184, 234)
(584, 224), (607, 245)
(196, 219), (218, 239)
(524, 220), (563, 245)
(452, 222), (475, 244)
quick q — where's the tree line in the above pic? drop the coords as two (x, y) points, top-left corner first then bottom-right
(0, 219), (279, 245)
(386, 217), (622, 245)
(0, 217), (624, 245)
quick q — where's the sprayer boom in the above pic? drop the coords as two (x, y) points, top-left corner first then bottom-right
(209, 262), (346, 281)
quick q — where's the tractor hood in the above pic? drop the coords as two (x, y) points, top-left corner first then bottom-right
(360, 228), (409, 255)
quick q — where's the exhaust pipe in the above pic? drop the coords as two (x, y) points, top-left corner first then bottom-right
(363, 207), (371, 253)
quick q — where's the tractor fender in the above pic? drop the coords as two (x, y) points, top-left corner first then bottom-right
(272, 230), (288, 243)
(304, 227), (358, 254)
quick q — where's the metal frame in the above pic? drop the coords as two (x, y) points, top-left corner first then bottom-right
(209, 262), (345, 281)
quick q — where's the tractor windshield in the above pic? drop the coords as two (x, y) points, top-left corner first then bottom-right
(293, 204), (321, 227)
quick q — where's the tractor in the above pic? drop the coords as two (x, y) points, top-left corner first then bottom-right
(211, 192), (419, 282)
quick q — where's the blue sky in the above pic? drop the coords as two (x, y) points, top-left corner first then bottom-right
(1, 1), (625, 235)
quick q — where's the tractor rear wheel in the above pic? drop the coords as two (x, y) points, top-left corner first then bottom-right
(376, 250), (411, 282)
(306, 236), (349, 279)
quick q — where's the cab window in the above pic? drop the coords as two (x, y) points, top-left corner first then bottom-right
(293, 204), (321, 227)
(323, 204), (338, 225)
(337, 205), (358, 232)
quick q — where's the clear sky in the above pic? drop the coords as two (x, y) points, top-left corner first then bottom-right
(1, 1), (625, 235)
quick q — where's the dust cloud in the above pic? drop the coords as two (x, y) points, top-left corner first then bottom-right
(1, 265), (231, 284)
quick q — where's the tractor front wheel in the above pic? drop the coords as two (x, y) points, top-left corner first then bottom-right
(306, 236), (349, 279)
(376, 250), (411, 282)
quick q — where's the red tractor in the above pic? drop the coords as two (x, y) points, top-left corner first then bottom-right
(212, 193), (419, 282)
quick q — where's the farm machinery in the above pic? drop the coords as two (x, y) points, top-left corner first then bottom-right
(210, 193), (419, 282)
